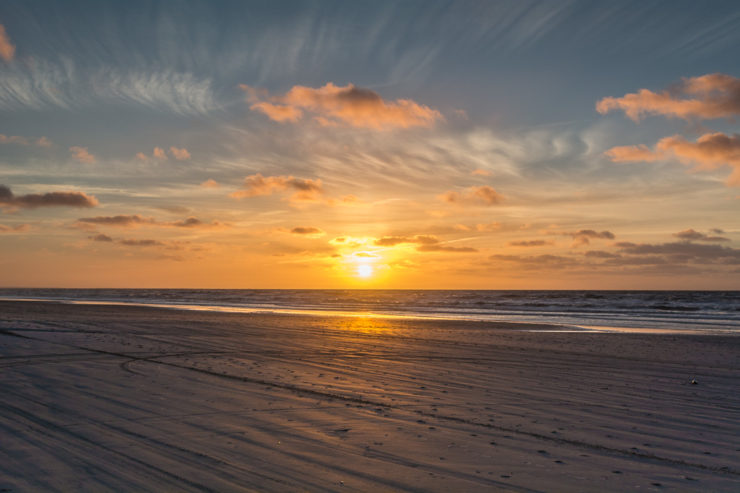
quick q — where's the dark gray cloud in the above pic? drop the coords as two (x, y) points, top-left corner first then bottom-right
(291, 226), (324, 236)
(417, 244), (477, 253)
(374, 235), (438, 246)
(673, 228), (729, 242)
(77, 214), (226, 229)
(508, 240), (552, 247)
(0, 184), (98, 209)
(89, 233), (113, 242)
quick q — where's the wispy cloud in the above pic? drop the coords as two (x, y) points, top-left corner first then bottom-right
(0, 184), (98, 209)
(0, 60), (217, 114)
(0, 24), (14, 62)
(241, 82), (442, 130)
(597, 73), (740, 121)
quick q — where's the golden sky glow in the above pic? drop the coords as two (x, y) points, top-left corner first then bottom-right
(1, 2), (739, 289)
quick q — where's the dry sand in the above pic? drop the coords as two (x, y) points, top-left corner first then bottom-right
(0, 300), (738, 492)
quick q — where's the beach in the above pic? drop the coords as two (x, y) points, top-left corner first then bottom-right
(1, 300), (738, 492)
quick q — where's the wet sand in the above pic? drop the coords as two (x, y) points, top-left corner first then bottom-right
(0, 300), (739, 492)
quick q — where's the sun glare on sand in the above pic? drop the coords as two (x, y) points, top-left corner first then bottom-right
(357, 264), (373, 278)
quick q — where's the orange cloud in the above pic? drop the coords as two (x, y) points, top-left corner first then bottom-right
(0, 24), (15, 62)
(170, 146), (191, 160)
(35, 137), (52, 147)
(439, 185), (503, 206)
(0, 184), (98, 209)
(0, 223), (30, 233)
(604, 144), (662, 163)
(596, 73), (740, 121)
(135, 152), (148, 161)
(657, 133), (740, 186)
(241, 82), (442, 130)
(0, 135), (52, 147)
(231, 173), (323, 202)
(605, 133), (740, 186)
(0, 134), (28, 145)
(250, 102), (303, 123)
(153, 147), (168, 160)
(69, 146), (96, 164)
(200, 179), (220, 188)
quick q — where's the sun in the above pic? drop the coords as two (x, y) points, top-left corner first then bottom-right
(356, 264), (373, 278)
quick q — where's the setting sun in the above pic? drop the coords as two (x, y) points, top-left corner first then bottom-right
(356, 264), (373, 278)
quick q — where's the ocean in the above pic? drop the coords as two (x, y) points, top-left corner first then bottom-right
(1, 289), (738, 333)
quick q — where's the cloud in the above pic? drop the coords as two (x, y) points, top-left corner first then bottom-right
(0, 134), (28, 145)
(0, 134), (51, 147)
(69, 146), (96, 164)
(200, 179), (220, 188)
(508, 240), (552, 247)
(471, 169), (492, 176)
(416, 244), (478, 253)
(249, 101), (303, 123)
(603, 145), (662, 163)
(119, 238), (166, 247)
(673, 229), (729, 242)
(616, 241), (740, 264)
(597, 73), (740, 121)
(241, 82), (442, 130)
(290, 227), (325, 237)
(76, 214), (226, 229)
(0, 24), (14, 62)
(89, 233), (113, 242)
(230, 173), (323, 202)
(135, 152), (148, 161)
(605, 132), (740, 186)
(439, 185), (503, 206)
(374, 235), (439, 246)
(0, 184), (98, 209)
(489, 254), (576, 269)
(0, 223), (29, 233)
(170, 146), (191, 160)
(564, 229), (615, 247)
(153, 147), (168, 160)
(77, 215), (155, 227)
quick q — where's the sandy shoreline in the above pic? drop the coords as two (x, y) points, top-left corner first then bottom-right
(1, 300), (738, 492)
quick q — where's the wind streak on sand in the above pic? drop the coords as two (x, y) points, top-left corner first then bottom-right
(0, 301), (739, 492)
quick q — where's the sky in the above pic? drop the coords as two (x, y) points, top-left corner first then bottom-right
(1, 0), (739, 289)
